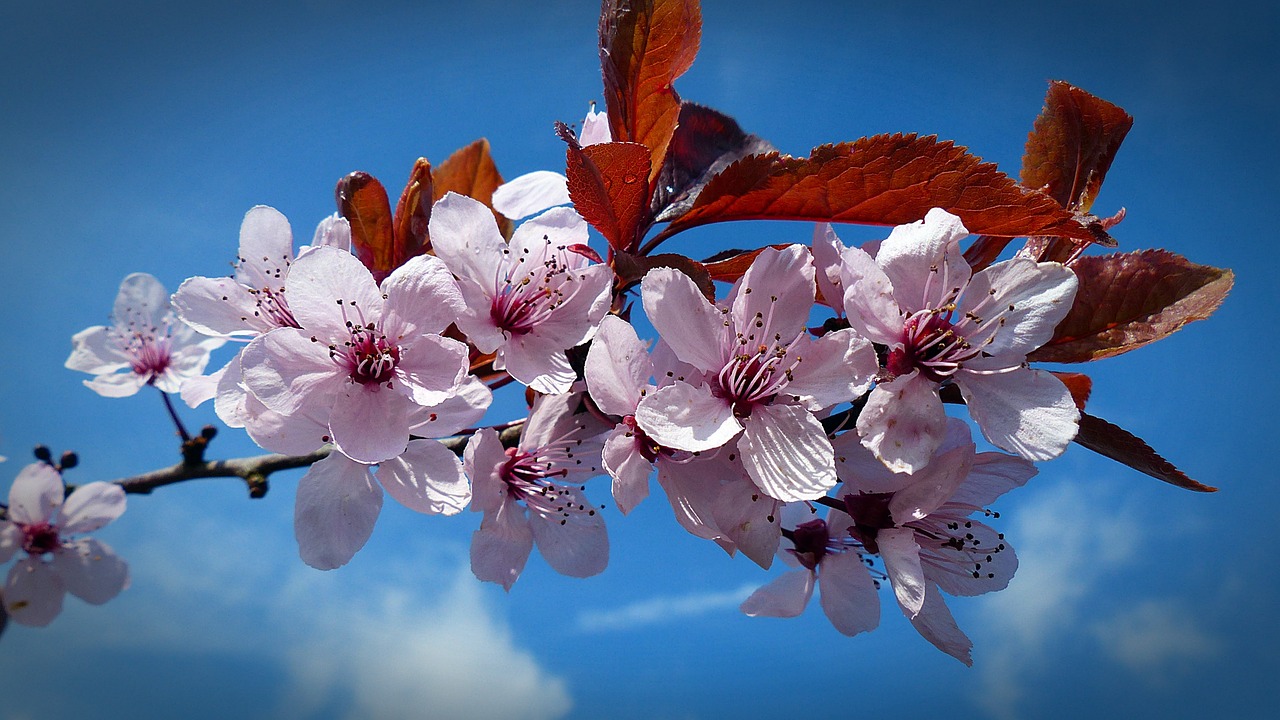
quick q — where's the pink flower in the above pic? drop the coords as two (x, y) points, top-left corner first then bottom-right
(634, 244), (878, 502)
(0, 464), (128, 627)
(834, 417), (1036, 664)
(466, 393), (610, 590)
(292, 438), (473, 570)
(740, 513), (879, 637)
(240, 245), (469, 464)
(66, 273), (224, 398)
(841, 208), (1079, 473)
(429, 192), (613, 394)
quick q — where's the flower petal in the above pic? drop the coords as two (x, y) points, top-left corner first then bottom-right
(887, 442), (973, 524)
(393, 334), (468, 406)
(634, 381), (739, 453)
(429, 192), (506, 286)
(730, 244), (814, 345)
(958, 366), (1079, 461)
(83, 371), (150, 398)
(65, 325), (129, 375)
(856, 372), (946, 475)
(112, 273), (170, 333)
(234, 205), (294, 290)
(585, 315), (653, 417)
(241, 393), (331, 456)
(712, 475), (781, 569)
(240, 328), (343, 417)
(378, 439), (470, 516)
(180, 359), (229, 409)
(602, 430), (652, 515)
(818, 549), (881, 636)
(285, 246), (385, 341)
(5, 558), (64, 627)
(529, 489), (609, 579)
(471, 500), (533, 591)
(784, 329), (877, 411)
(381, 253), (465, 338)
(293, 453), (382, 570)
(58, 482), (126, 535)
(949, 452), (1037, 509)
(500, 334), (577, 396)
(51, 537), (129, 604)
(738, 403), (836, 502)
(812, 223), (846, 312)
(908, 582), (973, 665)
(0, 524), (20, 564)
(875, 208), (970, 312)
(960, 256), (1078, 359)
(407, 376), (493, 438)
(172, 276), (275, 338)
(328, 384), (411, 464)
(831, 430), (912, 494)
(640, 267), (727, 373)
(655, 456), (731, 545)
(839, 245), (904, 345)
(925, 519), (1018, 597)
(8, 463), (63, 524)
(463, 429), (509, 515)
(878, 526), (926, 618)
(740, 569), (815, 619)
(492, 170), (571, 220)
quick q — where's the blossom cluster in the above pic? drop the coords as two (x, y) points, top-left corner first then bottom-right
(28, 166), (1089, 663)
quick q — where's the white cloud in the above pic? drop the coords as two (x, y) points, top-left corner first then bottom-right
(1089, 599), (1220, 682)
(576, 584), (757, 633)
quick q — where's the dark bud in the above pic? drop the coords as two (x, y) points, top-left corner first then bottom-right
(33, 445), (53, 463)
(58, 451), (79, 470)
(200, 425), (219, 441)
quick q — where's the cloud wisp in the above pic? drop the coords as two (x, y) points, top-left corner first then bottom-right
(576, 583), (758, 633)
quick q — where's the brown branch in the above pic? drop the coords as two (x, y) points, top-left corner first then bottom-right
(105, 422), (526, 499)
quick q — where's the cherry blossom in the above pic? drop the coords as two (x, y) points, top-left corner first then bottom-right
(491, 104), (610, 220)
(239, 245), (469, 464)
(466, 392), (610, 590)
(841, 208), (1080, 474)
(66, 273), (224, 398)
(0, 463), (128, 627)
(740, 513), (879, 637)
(834, 417), (1036, 663)
(293, 438), (473, 570)
(429, 192), (613, 394)
(634, 244), (878, 502)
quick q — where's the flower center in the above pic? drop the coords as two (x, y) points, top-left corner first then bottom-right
(499, 441), (597, 523)
(333, 326), (400, 386)
(20, 522), (61, 556)
(248, 286), (300, 329)
(718, 326), (803, 416)
(489, 248), (582, 336)
(887, 308), (983, 383)
(126, 334), (173, 379)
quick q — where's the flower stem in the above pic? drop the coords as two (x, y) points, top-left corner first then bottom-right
(157, 388), (191, 443)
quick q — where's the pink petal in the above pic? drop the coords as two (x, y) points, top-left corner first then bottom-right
(839, 245), (904, 345)
(738, 403), (836, 502)
(328, 384), (412, 464)
(908, 582), (973, 665)
(428, 192), (506, 286)
(492, 171), (571, 220)
(470, 501), (533, 591)
(407, 376), (493, 438)
(528, 488), (609, 578)
(393, 334), (468, 406)
(875, 208), (970, 313)
(655, 456), (731, 545)
(508, 206), (589, 258)
(172, 276), (274, 338)
(784, 329), (877, 411)
(602, 430), (652, 515)
(285, 247), (385, 341)
(293, 453), (382, 570)
(501, 334), (577, 395)
(950, 452), (1037, 509)
(811, 223), (846, 312)
(818, 550), (881, 636)
(579, 106), (611, 146)
(83, 371), (149, 398)
(0, 524), (20, 564)
(878, 526), (926, 618)
(634, 381), (739, 452)
(960, 256), (1078, 359)
(640, 267), (728, 373)
(310, 213), (351, 251)
(51, 537), (129, 604)
(58, 482), (126, 535)
(712, 475), (781, 569)
(112, 273), (170, 332)
(925, 519), (1017, 597)
(234, 205), (294, 290)
(729, 244), (814, 346)
(378, 439), (470, 516)
(453, 277), (505, 353)
(5, 558), (65, 627)
(740, 569), (815, 619)
(958, 366), (1079, 461)
(856, 372), (946, 475)
(585, 315), (653, 417)
(381, 253), (465, 338)
(887, 442), (973, 523)
(65, 325), (129, 375)
(240, 328), (344, 417)
(463, 429), (510, 515)
(831, 430), (911, 494)
(180, 359), (229, 409)
(8, 463), (63, 524)
(525, 264), (613, 349)
(241, 393), (331, 456)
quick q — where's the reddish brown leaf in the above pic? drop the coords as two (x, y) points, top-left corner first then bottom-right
(394, 158), (433, 258)
(563, 132), (652, 252)
(614, 250), (714, 301)
(1029, 249), (1233, 363)
(651, 102), (774, 222)
(1023, 81), (1133, 213)
(1074, 412), (1216, 492)
(651, 135), (1104, 246)
(335, 172), (396, 282)
(1050, 371), (1093, 410)
(431, 138), (511, 239)
(599, 0), (702, 184)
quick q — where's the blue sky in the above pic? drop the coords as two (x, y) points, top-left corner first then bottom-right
(1, 1), (1276, 718)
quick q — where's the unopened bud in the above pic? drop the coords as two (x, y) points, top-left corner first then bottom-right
(200, 425), (218, 441)
(33, 445), (53, 463)
(59, 451), (79, 470)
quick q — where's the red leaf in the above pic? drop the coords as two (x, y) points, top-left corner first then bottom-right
(431, 138), (511, 240)
(335, 172), (396, 283)
(652, 135), (1106, 246)
(393, 158), (433, 259)
(613, 250), (714, 301)
(1074, 412), (1216, 492)
(599, 0), (702, 184)
(1050, 371), (1093, 410)
(1029, 249), (1233, 363)
(562, 128), (652, 252)
(651, 102), (773, 222)
(1023, 81), (1133, 214)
